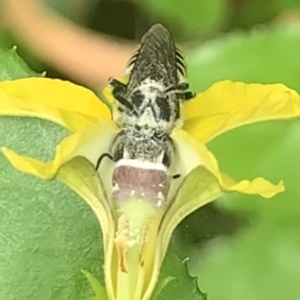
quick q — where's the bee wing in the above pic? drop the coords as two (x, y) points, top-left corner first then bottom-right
(126, 24), (185, 91)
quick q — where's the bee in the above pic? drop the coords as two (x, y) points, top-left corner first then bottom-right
(96, 24), (195, 173)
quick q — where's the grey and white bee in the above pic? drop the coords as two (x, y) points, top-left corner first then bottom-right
(96, 23), (194, 174)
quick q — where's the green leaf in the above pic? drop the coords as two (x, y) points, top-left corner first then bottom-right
(189, 222), (300, 300)
(231, 0), (300, 29)
(0, 117), (103, 300)
(186, 116), (300, 300)
(184, 25), (300, 299)
(150, 276), (174, 300)
(187, 25), (300, 93)
(0, 115), (203, 299)
(0, 46), (39, 80)
(157, 248), (205, 300)
(81, 270), (107, 300)
(139, 0), (227, 35)
(209, 119), (300, 222)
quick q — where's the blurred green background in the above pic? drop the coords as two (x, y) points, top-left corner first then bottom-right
(0, 0), (300, 299)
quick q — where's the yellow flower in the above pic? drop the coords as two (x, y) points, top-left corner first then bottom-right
(1, 77), (300, 300)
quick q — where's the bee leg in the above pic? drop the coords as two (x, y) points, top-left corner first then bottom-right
(114, 94), (135, 112)
(176, 82), (196, 100)
(108, 78), (135, 112)
(175, 90), (196, 101)
(163, 154), (181, 179)
(177, 82), (189, 90)
(108, 77), (127, 89)
(165, 81), (187, 92)
(109, 78), (126, 98)
(96, 153), (114, 170)
(183, 91), (196, 100)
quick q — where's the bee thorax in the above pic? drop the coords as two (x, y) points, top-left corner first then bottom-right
(112, 127), (173, 166)
(124, 129), (167, 162)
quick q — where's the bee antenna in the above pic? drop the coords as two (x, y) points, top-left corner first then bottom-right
(96, 153), (114, 170)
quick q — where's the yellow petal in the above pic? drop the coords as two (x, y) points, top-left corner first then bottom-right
(220, 172), (284, 198)
(57, 157), (114, 300)
(172, 129), (284, 199)
(0, 78), (111, 132)
(57, 156), (162, 300)
(183, 80), (300, 143)
(143, 165), (222, 300)
(2, 120), (118, 179)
